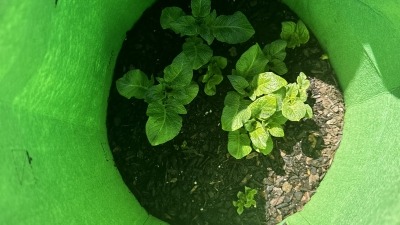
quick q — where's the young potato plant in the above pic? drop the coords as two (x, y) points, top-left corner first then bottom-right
(161, 0), (255, 96)
(160, 0), (255, 45)
(221, 43), (313, 159)
(116, 54), (199, 146)
(199, 56), (227, 96)
(280, 20), (310, 49)
(233, 186), (258, 215)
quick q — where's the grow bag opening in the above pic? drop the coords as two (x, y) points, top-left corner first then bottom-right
(1, 0), (400, 225)
(108, 0), (344, 224)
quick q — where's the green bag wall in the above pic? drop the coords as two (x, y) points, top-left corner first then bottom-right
(1, 0), (399, 224)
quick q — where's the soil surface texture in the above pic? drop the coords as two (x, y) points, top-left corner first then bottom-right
(106, 0), (345, 224)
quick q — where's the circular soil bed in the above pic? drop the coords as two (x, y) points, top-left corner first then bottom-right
(107, 0), (345, 224)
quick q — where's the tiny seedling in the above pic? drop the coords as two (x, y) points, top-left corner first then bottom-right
(199, 56), (227, 96)
(233, 186), (258, 215)
(280, 20), (310, 49)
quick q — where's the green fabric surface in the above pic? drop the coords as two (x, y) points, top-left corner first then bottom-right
(0, 0), (165, 224)
(281, 0), (400, 224)
(1, 0), (399, 224)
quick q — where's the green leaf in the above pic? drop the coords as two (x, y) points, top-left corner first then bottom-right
(199, 10), (217, 45)
(183, 37), (213, 70)
(169, 82), (199, 105)
(305, 104), (313, 118)
(268, 111), (287, 125)
(116, 69), (153, 99)
(270, 88), (286, 111)
(164, 53), (193, 88)
(269, 59), (288, 76)
(249, 121), (270, 150)
(228, 130), (252, 159)
(236, 44), (268, 79)
(268, 124), (284, 137)
(191, 0), (211, 18)
(280, 20), (309, 48)
(236, 205), (244, 215)
(263, 39), (287, 61)
(201, 56), (227, 83)
(227, 75), (249, 96)
(164, 99), (187, 115)
(212, 56), (228, 69)
(221, 92), (252, 131)
(144, 84), (165, 103)
(297, 72), (310, 101)
(212, 11), (255, 44)
(145, 102), (183, 146)
(250, 72), (288, 100)
(280, 21), (296, 41)
(160, 7), (185, 30)
(249, 95), (277, 120)
(204, 74), (223, 96)
(285, 83), (299, 100)
(258, 137), (273, 155)
(169, 15), (199, 36)
(282, 99), (307, 121)
(296, 20), (310, 46)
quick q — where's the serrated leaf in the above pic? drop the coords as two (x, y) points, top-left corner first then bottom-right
(228, 130), (252, 159)
(249, 95), (277, 119)
(212, 11), (255, 44)
(250, 72), (288, 100)
(249, 121), (269, 150)
(236, 44), (268, 78)
(169, 15), (199, 36)
(164, 53), (193, 88)
(146, 102), (183, 146)
(191, 0), (211, 18)
(263, 39), (287, 61)
(116, 69), (153, 99)
(282, 99), (307, 121)
(160, 7), (185, 30)
(169, 82), (199, 105)
(227, 75), (249, 96)
(221, 92), (252, 131)
(183, 37), (213, 70)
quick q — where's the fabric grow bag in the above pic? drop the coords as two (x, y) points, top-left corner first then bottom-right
(0, 0), (399, 224)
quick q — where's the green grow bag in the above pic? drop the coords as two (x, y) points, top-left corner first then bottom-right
(1, 0), (399, 224)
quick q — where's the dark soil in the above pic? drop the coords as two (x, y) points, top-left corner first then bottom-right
(106, 0), (345, 224)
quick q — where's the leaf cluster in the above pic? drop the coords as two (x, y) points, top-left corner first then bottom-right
(232, 186), (257, 215)
(161, 0), (255, 45)
(221, 42), (312, 159)
(116, 54), (199, 146)
(161, 0), (256, 96)
(280, 20), (310, 49)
